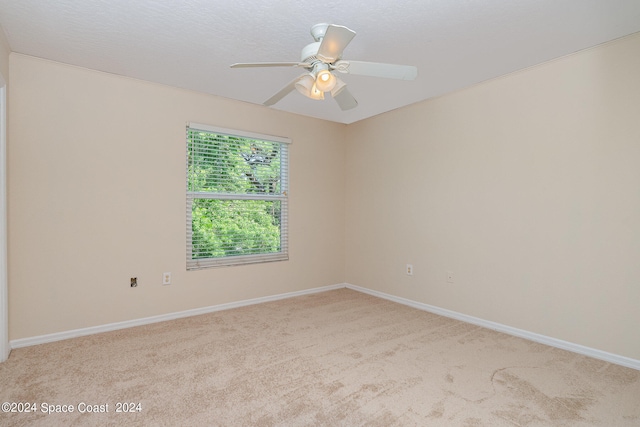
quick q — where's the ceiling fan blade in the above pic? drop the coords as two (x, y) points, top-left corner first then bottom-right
(331, 80), (358, 111)
(333, 60), (417, 80)
(263, 76), (303, 106)
(231, 62), (306, 68)
(317, 24), (356, 63)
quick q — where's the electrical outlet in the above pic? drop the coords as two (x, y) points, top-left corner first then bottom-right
(406, 264), (413, 276)
(162, 272), (171, 285)
(446, 271), (454, 284)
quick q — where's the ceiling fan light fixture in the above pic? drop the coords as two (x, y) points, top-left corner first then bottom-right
(295, 74), (324, 100)
(315, 69), (337, 92)
(310, 83), (324, 100)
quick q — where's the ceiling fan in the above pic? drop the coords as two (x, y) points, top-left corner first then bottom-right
(230, 23), (418, 111)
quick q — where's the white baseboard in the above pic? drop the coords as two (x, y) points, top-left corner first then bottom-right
(345, 283), (640, 371)
(10, 282), (640, 371)
(10, 283), (344, 349)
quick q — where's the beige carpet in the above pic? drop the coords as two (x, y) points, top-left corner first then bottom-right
(1, 288), (638, 426)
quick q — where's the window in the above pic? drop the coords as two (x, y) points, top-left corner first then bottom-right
(186, 123), (290, 269)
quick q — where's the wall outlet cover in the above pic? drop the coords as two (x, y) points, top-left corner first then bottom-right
(406, 264), (413, 276)
(162, 272), (171, 285)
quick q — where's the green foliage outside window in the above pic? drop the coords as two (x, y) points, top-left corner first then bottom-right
(187, 130), (284, 260)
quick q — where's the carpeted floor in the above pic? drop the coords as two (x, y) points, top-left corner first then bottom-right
(1, 288), (638, 426)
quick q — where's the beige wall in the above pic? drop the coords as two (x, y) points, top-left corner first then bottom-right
(345, 33), (640, 359)
(8, 54), (346, 339)
(0, 26), (8, 81)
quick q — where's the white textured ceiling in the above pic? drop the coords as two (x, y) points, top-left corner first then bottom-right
(1, 0), (639, 124)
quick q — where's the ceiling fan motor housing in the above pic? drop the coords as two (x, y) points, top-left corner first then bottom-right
(301, 42), (322, 64)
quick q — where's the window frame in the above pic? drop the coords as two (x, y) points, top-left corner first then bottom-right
(186, 123), (290, 270)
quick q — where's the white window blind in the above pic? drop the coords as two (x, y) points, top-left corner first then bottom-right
(186, 123), (290, 269)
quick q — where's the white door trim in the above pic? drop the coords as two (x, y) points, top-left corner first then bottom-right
(0, 77), (9, 362)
